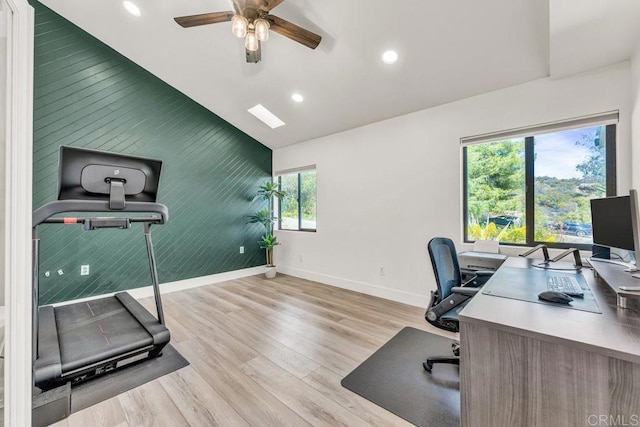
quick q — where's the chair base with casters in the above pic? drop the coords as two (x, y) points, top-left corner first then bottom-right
(423, 237), (494, 373)
(423, 343), (460, 372)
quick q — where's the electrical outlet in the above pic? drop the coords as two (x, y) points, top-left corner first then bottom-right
(379, 267), (385, 276)
(81, 265), (90, 276)
(240, 246), (244, 254)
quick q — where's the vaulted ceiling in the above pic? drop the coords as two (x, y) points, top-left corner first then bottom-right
(39, 0), (640, 149)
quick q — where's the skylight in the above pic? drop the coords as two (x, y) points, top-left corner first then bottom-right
(248, 104), (285, 129)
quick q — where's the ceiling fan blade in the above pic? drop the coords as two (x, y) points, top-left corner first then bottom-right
(246, 42), (262, 63)
(260, 0), (286, 12)
(231, 0), (243, 15)
(174, 11), (234, 28)
(266, 15), (321, 49)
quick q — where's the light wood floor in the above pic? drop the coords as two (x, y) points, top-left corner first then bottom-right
(52, 274), (455, 427)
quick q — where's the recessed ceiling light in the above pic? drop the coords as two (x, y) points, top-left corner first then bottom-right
(382, 50), (398, 65)
(123, 1), (141, 17)
(248, 104), (285, 129)
(291, 93), (304, 103)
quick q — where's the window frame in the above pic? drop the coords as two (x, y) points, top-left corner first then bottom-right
(277, 168), (317, 233)
(462, 124), (617, 250)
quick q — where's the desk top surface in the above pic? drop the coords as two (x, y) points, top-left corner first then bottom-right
(460, 256), (640, 364)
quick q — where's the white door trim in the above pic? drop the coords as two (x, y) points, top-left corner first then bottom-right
(3, 0), (33, 425)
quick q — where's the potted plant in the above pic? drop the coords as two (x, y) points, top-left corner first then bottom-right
(247, 181), (285, 278)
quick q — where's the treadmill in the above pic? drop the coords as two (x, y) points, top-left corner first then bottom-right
(33, 146), (170, 391)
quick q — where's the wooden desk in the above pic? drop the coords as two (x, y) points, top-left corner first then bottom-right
(459, 257), (640, 427)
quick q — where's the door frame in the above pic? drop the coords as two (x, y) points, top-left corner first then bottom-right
(3, 0), (33, 424)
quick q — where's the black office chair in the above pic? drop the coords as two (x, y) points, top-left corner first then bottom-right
(423, 237), (494, 372)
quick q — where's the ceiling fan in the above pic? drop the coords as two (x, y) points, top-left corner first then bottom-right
(174, 0), (322, 63)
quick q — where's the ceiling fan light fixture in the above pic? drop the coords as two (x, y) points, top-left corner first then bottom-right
(231, 14), (248, 38)
(254, 18), (270, 42)
(174, 1), (323, 63)
(245, 30), (259, 52)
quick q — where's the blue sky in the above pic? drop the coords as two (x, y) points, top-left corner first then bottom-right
(534, 126), (600, 179)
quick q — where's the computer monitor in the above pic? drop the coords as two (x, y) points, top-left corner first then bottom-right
(590, 189), (640, 270)
(57, 146), (162, 209)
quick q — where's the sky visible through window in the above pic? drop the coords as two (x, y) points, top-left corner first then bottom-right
(535, 127), (598, 179)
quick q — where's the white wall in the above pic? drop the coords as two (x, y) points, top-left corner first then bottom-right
(273, 63), (632, 307)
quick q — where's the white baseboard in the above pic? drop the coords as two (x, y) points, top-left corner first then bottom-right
(52, 266), (266, 306)
(277, 266), (429, 308)
(128, 266), (265, 299)
(50, 264), (428, 309)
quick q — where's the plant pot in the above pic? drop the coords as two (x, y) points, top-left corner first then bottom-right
(265, 266), (277, 279)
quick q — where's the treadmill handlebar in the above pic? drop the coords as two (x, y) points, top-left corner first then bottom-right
(33, 200), (169, 227)
(42, 217), (160, 224)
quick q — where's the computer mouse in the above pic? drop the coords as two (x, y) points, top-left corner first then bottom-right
(538, 291), (573, 304)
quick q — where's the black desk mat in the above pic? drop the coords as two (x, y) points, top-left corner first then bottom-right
(482, 266), (601, 313)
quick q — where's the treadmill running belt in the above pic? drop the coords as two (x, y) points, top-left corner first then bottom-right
(54, 296), (153, 373)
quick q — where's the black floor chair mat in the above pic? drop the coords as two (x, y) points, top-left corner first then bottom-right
(341, 327), (460, 427)
(71, 343), (189, 413)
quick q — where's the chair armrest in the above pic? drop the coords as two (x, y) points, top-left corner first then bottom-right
(474, 270), (494, 277)
(452, 287), (480, 297)
(462, 270), (494, 287)
(426, 293), (471, 322)
(460, 267), (477, 276)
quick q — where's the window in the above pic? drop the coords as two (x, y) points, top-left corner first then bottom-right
(463, 120), (616, 249)
(277, 168), (316, 231)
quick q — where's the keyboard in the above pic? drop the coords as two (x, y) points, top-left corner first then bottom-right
(547, 275), (584, 297)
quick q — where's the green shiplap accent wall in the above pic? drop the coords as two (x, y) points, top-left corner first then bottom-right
(30, 1), (272, 304)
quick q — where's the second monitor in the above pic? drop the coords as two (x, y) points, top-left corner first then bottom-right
(590, 189), (640, 272)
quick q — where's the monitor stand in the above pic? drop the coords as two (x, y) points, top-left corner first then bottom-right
(589, 258), (640, 309)
(625, 252), (638, 272)
(532, 248), (583, 271)
(589, 253), (637, 272)
(532, 261), (582, 271)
